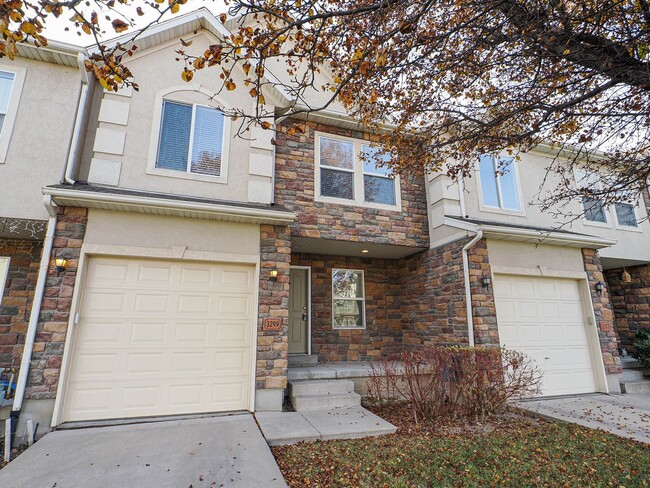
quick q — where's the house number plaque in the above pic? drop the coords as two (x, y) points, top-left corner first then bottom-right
(263, 318), (282, 331)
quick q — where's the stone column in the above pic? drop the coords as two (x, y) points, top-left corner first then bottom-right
(256, 224), (291, 411)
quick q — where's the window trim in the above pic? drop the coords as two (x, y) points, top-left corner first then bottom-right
(331, 268), (366, 330)
(147, 85), (230, 184)
(0, 66), (26, 164)
(575, 168), (612, 229)
(314, 132), (402, 210)
(613, 200), (642, 232)
(476, 154), (525, 216)
(0, 257), (10, 303)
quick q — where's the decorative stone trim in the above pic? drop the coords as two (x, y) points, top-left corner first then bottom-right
(25, 207), (87, 400)
(257, 224), (291, 390)
(0, 239), (42, 369)
(582, 248), (622, 375)
(605, 264), (650, 353)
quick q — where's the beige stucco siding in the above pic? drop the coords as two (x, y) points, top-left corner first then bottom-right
(79, 32), (272, 204)
(487, 240), (585, 273)
(0, 58), (80, 220)
(84, 209), (260, 257)
(456, 151), (650, 263)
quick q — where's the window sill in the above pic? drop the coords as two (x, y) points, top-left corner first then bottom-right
(478, 205), (526, 217)
(146, 167), (228, 184)
(613, 223), (642, 233)
(582, 220), (612, 229)
(315, 194), (402, 212)
(333, 326), (367, 331)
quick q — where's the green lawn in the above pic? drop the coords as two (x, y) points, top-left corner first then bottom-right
(273, 412), (650, 487)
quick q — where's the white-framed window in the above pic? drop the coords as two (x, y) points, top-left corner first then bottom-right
(332, 269), (365, 329)
(156, 100), (226, 178)
(316, 133), (401, 209)
(0, 71), (15, 135)
(576, 170), (609, 225)
(575, 169), (641, 229)
(0, 257), (10, 303)
(0, 66), (26, 164)
(478, 154), (523, 212)
(614, 201), (639, 228)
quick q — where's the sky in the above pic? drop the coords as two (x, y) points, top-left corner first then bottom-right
(41, 0), (228, 46)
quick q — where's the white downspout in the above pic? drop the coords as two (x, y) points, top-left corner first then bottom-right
(462, 228), (482, 347)
(64, 53), (93, 185)
(12, 196), (58, 412)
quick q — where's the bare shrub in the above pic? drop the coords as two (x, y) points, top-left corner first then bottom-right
(367, 346), (542, 423)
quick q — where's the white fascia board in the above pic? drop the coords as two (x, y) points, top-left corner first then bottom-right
(443, 216), (616, 249)
(87, 8), (229, 53)
(43, 186), (296, 224)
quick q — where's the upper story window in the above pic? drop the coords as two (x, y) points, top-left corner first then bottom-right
(0, 71), (15, 135)
(478, 154), (522, 212)
(316, 133), (400, 209)
(332, 269), (365, 329)
(614, 200), (638, 228)
(577, 169), (639, 228)
(0, 67), (25, 164)
(156, 100), (225, 178)
(579, 171), (608, 224)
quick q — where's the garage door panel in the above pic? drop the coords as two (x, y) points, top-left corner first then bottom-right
(138, 263), (173, 283)
(219, 267), (255, 289)
(130, 321), (167, 343)
(494, 274), (597, 397)
(82, 291), (127, 314)
(62, 257), (255, 423)
(75, 321), (122, 345)
(71, 353), (119, 377)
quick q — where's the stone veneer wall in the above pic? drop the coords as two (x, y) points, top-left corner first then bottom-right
(0, 239), (42, 369)
(291, 238), (497, 361)
(582, 249), (622, 375)
(468, 240), (499, 346)
(291, 254), (402, 362)
(605, 264), (650, 353)
(274, 120), (429, 247)
(25, 207), (87, 400)
(257, 224), (291, 390)
(400, 238), (497, 348)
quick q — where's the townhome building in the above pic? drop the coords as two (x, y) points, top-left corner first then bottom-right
(0, 8), (648, 433)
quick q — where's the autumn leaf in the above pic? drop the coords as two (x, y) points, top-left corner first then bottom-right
(224, 79), (236, 91)
(112, 19), (129, 33)
(181, 69), (193, 82)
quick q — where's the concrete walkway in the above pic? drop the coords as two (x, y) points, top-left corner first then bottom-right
(0, 413), (287, 488)
(518, 393), (650, 444)
(256, 406), (396, 446)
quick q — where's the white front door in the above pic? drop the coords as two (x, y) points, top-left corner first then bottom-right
(494, 274), (598, 396)
(61, 256), (255, 422)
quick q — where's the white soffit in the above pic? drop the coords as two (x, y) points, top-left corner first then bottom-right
(292, 236), (426, 259)
(44, 187), (295, 225)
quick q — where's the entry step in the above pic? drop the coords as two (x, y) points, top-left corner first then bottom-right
(288, 354), (319, 367)
(289, 379), (361, 411)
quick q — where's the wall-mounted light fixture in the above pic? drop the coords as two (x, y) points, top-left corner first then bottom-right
(595, 281), (605, 295)
(481, 276), (491, 288)
(269, 269), (278, 282)
(621, 269), (632, 284)
(55, 258), (67, 273)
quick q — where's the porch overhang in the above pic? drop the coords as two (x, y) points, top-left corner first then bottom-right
(291, 236), (427, 259)
(44, 184), (296, 226)
(444, 216), (616, 250)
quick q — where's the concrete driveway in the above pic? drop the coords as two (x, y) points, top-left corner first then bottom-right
(518, 393), (650, 444)
(0, 413), (287, 488)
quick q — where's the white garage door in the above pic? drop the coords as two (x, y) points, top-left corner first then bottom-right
(61, 257), (255, 422)
(494, 275), (598, 396)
